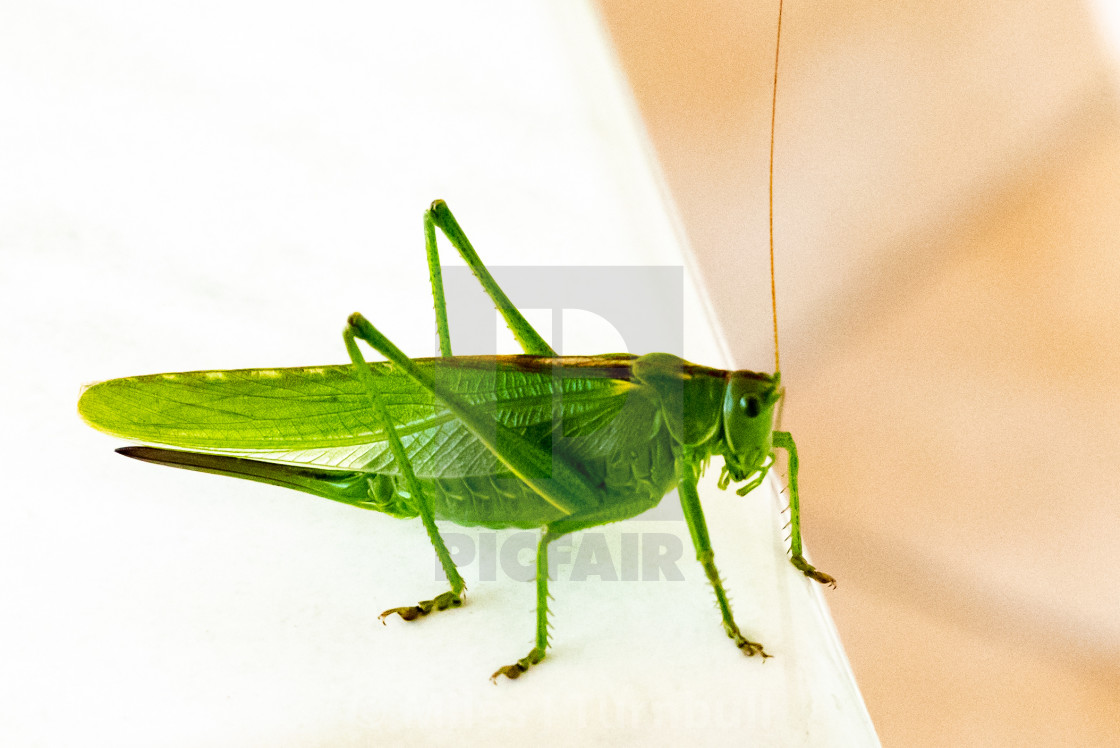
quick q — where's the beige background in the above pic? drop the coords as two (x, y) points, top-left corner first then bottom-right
(597, 1), (1120, 745)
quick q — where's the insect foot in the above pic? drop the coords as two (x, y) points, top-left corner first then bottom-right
(489, 647), (546, 683)
(791, 556), (837, 589)
(379, 591), (463, 623)
(724, 622), (772, 659)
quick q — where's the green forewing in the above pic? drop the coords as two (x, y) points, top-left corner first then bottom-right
(78, 355), (651, 479)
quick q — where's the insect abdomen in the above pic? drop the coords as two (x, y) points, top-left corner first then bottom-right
(369, 424), (678, 530)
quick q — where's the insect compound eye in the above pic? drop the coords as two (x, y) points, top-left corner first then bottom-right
(740, 396), (761, 419)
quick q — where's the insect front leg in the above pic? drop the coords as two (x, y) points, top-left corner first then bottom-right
(342, 324), (466, 621)
(772, 431), (836, 587)
(677, 446), (771, 658)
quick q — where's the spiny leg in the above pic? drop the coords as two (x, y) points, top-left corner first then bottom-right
(488, 510), (606, 682)
(489, 527), (554, 682)
(772, 431), (836, 587)
(342, 324), (466, 621)
(424, 200), (556, 357)
(678, 447), (770, 658)
(422, 210), (453, 358)
(346, 313), (613, 678)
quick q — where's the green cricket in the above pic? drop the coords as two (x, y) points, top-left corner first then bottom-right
(79, 1), (832, 682)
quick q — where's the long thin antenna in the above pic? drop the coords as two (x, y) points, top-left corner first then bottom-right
(769, 0), (784, 373)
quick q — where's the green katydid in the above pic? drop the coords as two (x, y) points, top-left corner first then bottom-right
(78, 200), (834, 682)
(78, 1), (833, 682)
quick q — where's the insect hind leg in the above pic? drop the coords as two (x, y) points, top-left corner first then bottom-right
(423, 200), (556, 357)
(342, 319), (467, 620)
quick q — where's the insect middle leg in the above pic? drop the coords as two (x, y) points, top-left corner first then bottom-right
(489, 509), (620, 682)
(488, 527), (555, 682)
(342, 324), (466, 621)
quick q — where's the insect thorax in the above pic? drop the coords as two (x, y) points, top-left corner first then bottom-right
(630, 352), (781, 487)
